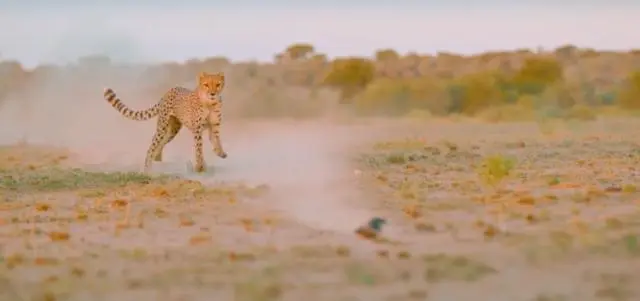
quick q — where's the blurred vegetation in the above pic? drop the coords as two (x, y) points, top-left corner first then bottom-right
(477, 155), (516, 187)
(1, 43), (640, 121)
(323, 57), (375, 103)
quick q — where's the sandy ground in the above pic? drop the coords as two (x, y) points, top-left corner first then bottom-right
(1, 92), (640, 301)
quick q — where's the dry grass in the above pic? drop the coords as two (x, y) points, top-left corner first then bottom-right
(1, 117), (640, 301)
(0, 147), (493, 300)
(352, 118), (640, 300)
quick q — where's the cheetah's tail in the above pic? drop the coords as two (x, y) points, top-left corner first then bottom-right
(103, 88), (161, 121)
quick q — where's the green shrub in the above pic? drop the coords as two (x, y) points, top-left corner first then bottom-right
(511, 57), (564, 95)
(323, 57), (376, 102)
(353, 77), (449, 116)
(404, 109), (433, 120)
(564, 104), (597, 121)
(477, 104), (535, 123)
(477, 155), (516, 187)
(284, 43), (315, 60)
(541, 81), (577, 109)
(374, 49), (400, 61)
(448, 72), (507, 115)
(618, 71), (640, 109)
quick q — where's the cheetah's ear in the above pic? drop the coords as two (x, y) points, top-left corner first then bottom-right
(216, 72), (225, 80)
(198, 71), (208, 81)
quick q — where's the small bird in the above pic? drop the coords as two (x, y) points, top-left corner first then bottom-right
(355, 217), (387, 240)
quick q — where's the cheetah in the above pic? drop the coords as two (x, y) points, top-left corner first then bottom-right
(103, 71), (228, 173)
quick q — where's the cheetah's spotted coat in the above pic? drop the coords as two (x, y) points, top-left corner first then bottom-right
(103, 72), (227, 173)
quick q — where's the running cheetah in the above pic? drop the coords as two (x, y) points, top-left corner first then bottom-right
(103, 71), (228, 173)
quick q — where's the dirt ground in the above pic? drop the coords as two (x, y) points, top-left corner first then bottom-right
(1, 98), (640, 301)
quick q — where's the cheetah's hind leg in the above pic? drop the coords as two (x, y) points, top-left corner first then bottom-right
(154, 116), (182, 162)
(143, 116), (171, 173)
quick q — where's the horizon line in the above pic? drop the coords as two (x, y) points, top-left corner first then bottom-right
(3, 43), (638, 69)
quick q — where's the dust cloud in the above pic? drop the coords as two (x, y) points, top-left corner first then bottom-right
(0, 65), (379, 234)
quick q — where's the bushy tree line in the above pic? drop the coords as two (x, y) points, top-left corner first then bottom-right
(323, 55), (640, 118)
(1, 43), (639, 120)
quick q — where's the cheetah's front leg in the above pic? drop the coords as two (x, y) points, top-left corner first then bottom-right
(191, 125), (206, 173)
(208, 122), (227, 159)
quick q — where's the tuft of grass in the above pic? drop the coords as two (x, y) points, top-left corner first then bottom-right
(344, 263), (380, 286)
(0, 168), (173, 192)
(622, 184), (637, 193)
(234, 266), (283, 301)
(385, 153), (407, 164)
(584, 233), (640, 258)
(372, 139), (428, 151)
(422, 253), (497, 282)
(477, 154), (516, 187)
(547, 176), (561, 186)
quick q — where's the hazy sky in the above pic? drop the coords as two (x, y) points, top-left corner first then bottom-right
(1, 1), (638, 67)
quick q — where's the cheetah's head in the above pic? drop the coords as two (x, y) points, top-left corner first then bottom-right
(197, 71), (225, 104)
